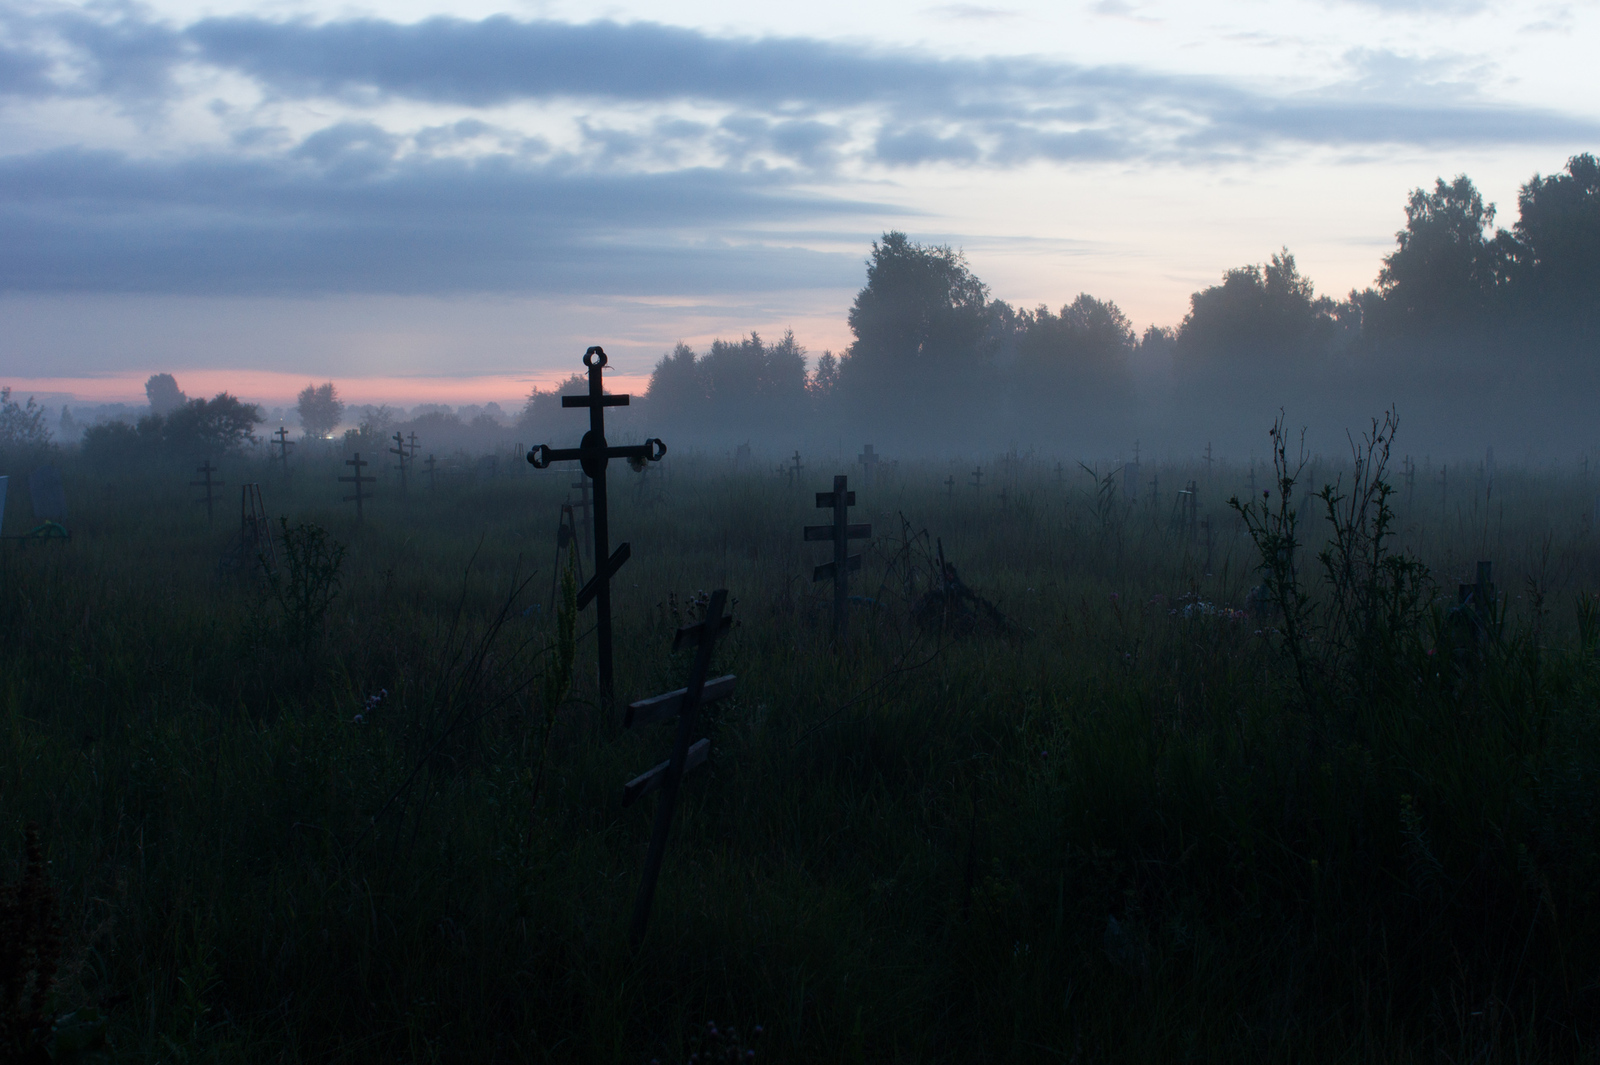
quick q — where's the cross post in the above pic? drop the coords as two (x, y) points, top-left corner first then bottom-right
(424, 454), (436, 491)
(340, 452), (375, 520)
(944, 474), (955, 500)
(389, 431), (408, 492)
(407, 432), (420, 461)
(1203, 442), (1214, 482)
(624, 588), (733, 947)
(272, 427), (294, 476)
(789, 450), (804, 486)
(971, 466), (983, 496)
(806, 474), (870, 637)
(527, 347), (667, 703)
(190, 460), (223, 524)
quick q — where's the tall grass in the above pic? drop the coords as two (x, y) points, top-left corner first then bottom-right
(1, 444), (1597, 1062)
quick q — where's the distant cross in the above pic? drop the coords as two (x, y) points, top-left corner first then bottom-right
(944, 474), (955, 500)
(998, 484), (1009, 509)
(789, 450), (804, 486)
(527, 346), (668, 703)
(971, 466), (983, 496)
(340, 452), (375, 520)
(191, 460), (224, 524)
(806, 475), (871, 638)
(407, 431), (420, 460)
(1133, 440), (1141, 465)
(622, 588), (734, 947)
(389, 431), (409, 492)
(857, 444), (880, 487)
(424, 453), (437, 491)
(272, 427), (294, 475)
(1149, 473), (1159, 511)
(1203, 442), (1214, 481)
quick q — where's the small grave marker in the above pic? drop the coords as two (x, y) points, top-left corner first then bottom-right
(970, 466), (983, 496)
(858, 444), (880, 487)
(1203, 442), (1214, 482)
(190, 460), (223, 524)
(807, 474), (871, 637)
(787, 451), (804, 486)
(527, 346), (668, 702)
(424, 454), (437, 490)
(272, 427), (294, 475)
(407, 432), (420, 461)
(340, 452), (375, 520)
(623, 588), (733, 947)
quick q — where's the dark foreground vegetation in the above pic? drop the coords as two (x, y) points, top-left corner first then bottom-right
(3, 424), (1599, 1063)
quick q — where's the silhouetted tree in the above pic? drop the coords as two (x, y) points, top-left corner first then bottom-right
(160, 393), (263, 455)
(1369, 176), (1516, 337)
(1512, 153), (1600, 335)
(0, 387), (52, 452)
(1177, 250), (1340, 368)
(144, 373), (187, 415)
(296, 382), (345, 439)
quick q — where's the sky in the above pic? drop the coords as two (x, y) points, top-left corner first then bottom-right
(0, 0), (1595, 409)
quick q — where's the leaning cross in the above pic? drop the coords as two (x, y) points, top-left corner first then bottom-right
(340, 452), (375, 520)
(191, 460), (224, 524)
(807, 474), (871, 637)
(624, 588), (734, 947)
(527, 346), (668, 702)
(272, 427), (294, 475)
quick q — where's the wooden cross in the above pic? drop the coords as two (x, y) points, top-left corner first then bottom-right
(970, 466), (983, 496)
(1149, 472), (1159, 511)
(998, 484), (1009, 509)
(1203, 442), (1214, 481)
(527, 346), (668, 702)
(857, 444), (880, 487)
(272, 427), (294, 475)
(807, 475), (871, 637)
(624, 588), (734, 947)
(424, 453), (436, 491)
(945, 474), (955, 500)
(788, 450), (804, 486)
(340, 452), (375, 520)
(389, 431), (409, 492)
(407, 431), (420, 460)
(191, 460), (223, 524)
(549, 502), (588, 611)
(1177, 480), (1197, 542)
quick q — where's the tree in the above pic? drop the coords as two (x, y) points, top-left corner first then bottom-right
(844, 232), (991, 382)
(144, 373), (187, 415)
(809, 351), (841, 397)
(161, 393), (263, 454)
(0, 387), (52, 450)
(1513, 153), (1600, 332)
(1371, 176), (1516, 336)
(1016, 294), (1136, 380)
(296, 382), (344, 439)
(1177, 249), (1339, 369)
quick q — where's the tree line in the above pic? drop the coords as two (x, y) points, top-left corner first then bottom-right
(642, 153), (1599, 455)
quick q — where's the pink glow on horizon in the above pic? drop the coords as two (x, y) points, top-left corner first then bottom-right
(3, 368), (656, 409)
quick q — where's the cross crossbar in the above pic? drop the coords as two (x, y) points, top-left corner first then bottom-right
(625, 674), (737, 728)
(815, 490), (856, 508)
(576, 543), (631, 610)
(812, 556), (862, 581)
(623, 738), (709, 807)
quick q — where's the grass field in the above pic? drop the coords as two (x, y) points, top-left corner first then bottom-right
(3, 434), (1599, 1063)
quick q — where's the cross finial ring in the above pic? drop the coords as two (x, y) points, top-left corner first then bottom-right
(584, 346), (608, 368)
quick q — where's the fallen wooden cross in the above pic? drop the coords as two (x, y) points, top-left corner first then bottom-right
(807, 474), (871, 637)
(624, 588), (733, 947)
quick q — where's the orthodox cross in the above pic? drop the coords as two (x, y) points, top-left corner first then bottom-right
(272, 427), (294, 475)
(407, 431), (420, 461)
(857, 444), (880, 487)
(389, 431), (409, 492)
(340, 452), (375, 520)
(424, 454), (437, 491)
(806, 475), (871, 637)
(970, 466), (983, 496)
(1203, 442), (1214, 481)
(623, 589), (733, 947)
(527, 346), (668, 702)
(788, 451), (804, 486)
(191, 460), (224, 524)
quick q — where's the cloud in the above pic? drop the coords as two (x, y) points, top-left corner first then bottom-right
(0, 143), (881, 296)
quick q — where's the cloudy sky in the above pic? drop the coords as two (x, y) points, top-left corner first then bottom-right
(0, 0), (1595, 406)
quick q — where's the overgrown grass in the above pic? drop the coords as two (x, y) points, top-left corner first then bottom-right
(2, 445), (1598, 1062)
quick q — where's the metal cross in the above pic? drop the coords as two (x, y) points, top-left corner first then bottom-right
(527, 346), (667, 702)
(807, 474), (870, 637)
